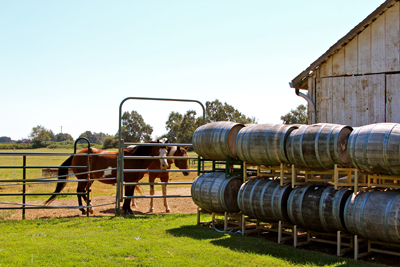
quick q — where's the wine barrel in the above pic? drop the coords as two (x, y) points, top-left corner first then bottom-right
(192, 121), (245, 160)
(347, 123), (400, 175)
(285, 123), (352, 170)
(191, 172), (242, 213)
(236, 123), (298, 166)
(287, 184), (353, 233)
(237, 178), (292, 222)
(344, 191), (400, 243)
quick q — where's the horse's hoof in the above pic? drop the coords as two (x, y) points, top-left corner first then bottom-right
(124, 209), (135, 215)
(166, 209), (171, 213)
(90, 209), (94, 214)
(149, 208), (154, 213)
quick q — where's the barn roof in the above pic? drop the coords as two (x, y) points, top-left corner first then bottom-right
(290, 0), (397, 90)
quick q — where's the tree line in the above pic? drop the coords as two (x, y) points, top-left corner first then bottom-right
(1, 100), (307, 149)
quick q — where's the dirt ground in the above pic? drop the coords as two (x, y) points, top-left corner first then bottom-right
(5, 187), (198, 220)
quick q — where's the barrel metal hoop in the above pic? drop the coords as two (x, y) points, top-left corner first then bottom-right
(298, 185), (310, 227)
(288, 128), (299, 166)
(249, 179), (263, 217)
(246, 125), (258, 165)
(299, 126), (311, 169)
(314, 124), (328, 170)
(196, 125), (206, 159)
(333, 188), (348, 232)
(212, 174), (222, 212)
(220, 123), (232, 159)
(362, 125), (374, 173)
(278, 125), (288, 163)
(394, 194), (400, 242)
(235, 126), (245, 162)
(383, 124), (397, 175)
(217, 177), (227, 212)
(198, 125), (210, 160)
(384, 193), (398, 243)
(198, 173), (211, 210)
(237, 182), (246, 211)
(269, 181), (281, 220)
(259, 180), (272, 219)
(331, 125), (341, 166)
(319, 187), (330, 232)
(263, 124), (276, 165)
(359, 192), (373, 239)
(343, 193), (355, 232)
(211, 122), (223, 160)
(276, 183), (290, 220)
(287, 186), (296, 223)
(348, 127), (362, 171)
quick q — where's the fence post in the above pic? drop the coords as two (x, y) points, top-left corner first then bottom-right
(22, 155), (26, 220)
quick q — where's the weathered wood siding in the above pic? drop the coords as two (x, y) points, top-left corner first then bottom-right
(311, 1), (400, 126)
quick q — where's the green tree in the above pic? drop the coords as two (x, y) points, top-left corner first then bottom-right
(119, 110), (153, 143)
(103, 136), (119, 149)
(29, 125), (55, 148)
(163, 99), (256, 143)
(280, 104), (308, 124)
(163, 111), (183, 143)
(0, 136), (12, 143)
(55, 133), (73, 142)
(79, 131), (110, 144)
(163, 110), (203, 143)
(206, 99), (257, 124)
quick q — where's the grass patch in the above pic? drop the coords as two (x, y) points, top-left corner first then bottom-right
(0, 213), (385, 266)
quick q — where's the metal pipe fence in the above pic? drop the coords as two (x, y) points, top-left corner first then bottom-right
(0, 151), (115, 219)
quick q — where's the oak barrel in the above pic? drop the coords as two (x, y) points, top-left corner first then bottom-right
(287, 184), (353, 233)
(236, 123), (298, 166)
(344, 191), (400, 243)
(285, 123), (352, 170)
(237, 178), (292, 222)
(347, 123), (400, 175)
(191, 172), (242, 213)
(192, 121), (245, 160)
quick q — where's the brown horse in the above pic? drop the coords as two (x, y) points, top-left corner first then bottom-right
(44, 141), (168, 214)
(135, 145), (189, 213)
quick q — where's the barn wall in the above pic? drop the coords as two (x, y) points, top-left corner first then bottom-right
(312, 1), (400, 126)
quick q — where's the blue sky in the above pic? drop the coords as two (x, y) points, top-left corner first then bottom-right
(1, 0), (385, 140)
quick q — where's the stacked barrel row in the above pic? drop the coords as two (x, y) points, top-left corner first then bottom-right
(193, 173), (400, 243)
(191, 121), (400, 244)
(193, 121), (400, 174)
(192, 121), (352, 170)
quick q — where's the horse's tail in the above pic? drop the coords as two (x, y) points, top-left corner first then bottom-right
(44, 156), (73, 205)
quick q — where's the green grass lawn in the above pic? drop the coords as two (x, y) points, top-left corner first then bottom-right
(0, 213), (386, 267)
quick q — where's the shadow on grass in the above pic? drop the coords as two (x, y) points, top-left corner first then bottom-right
(167, 225), (382, 267)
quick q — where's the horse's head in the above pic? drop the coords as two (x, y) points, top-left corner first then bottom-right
(171, 145), (189, 176)
(155, 140), (169, 170)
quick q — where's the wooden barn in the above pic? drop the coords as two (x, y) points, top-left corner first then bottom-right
(290, 0), (400, 126)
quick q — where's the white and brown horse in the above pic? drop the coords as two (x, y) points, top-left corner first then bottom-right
(45, 141), (168, 214)
(135, 145), (189, 213)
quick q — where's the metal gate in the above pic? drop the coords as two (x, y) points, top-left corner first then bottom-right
(116, 97), (205, 215)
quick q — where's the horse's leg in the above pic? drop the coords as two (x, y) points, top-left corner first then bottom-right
(80, 181), (94, 214)
(76, 181), (87, 215)
(161, 174), (170, 213)
(149, 174), (156, 212)
(122, 185), (135, 214)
